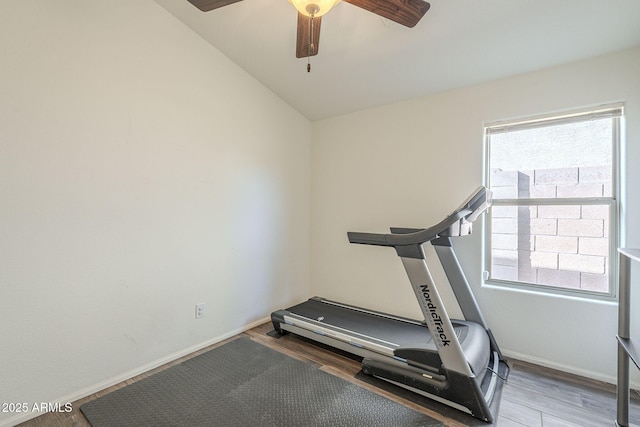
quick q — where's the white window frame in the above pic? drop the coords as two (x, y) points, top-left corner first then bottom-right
(483, 104), (623, 300)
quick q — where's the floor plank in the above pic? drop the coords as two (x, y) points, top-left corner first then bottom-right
(16, 322), (640, 427)
(498, 399), (543, 427)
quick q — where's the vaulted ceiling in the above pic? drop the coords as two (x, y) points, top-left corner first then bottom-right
(154, 0), (640, 120)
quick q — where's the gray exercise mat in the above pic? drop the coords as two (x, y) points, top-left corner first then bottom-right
(81, 337), (443, 426)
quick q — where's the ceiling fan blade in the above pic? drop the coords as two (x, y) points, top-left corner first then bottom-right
(344, 0), (430, 28)
(186, 0), (244, 12)
(296, 13), (322, 58)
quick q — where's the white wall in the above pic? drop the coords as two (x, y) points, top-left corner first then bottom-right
(311, 47), (640, 384)
(0, 1), (310, 425)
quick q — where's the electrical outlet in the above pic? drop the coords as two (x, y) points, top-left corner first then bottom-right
(195, 303), (205, 319)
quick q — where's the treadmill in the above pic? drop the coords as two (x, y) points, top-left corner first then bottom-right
(271, 186), (508, 422)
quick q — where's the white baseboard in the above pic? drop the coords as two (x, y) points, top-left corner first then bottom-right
(0, 317), (270, 427)
(503, 348), (640, 390)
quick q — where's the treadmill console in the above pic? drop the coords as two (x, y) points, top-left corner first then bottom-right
(442, 186), (492, 237)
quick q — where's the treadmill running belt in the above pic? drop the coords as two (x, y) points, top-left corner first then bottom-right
(287, 298), (467, 350)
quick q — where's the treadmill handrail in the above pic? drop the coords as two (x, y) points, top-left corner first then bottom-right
(347, 186), (491, 248)
(347, 208), (471, 248)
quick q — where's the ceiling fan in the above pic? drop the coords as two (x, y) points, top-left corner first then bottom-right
(186, 0), (430, 69)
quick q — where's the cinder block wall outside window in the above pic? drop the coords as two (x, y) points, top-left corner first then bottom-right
(490, 166), (610, 292)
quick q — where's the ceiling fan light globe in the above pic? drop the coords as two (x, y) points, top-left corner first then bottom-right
(289, 0), (341, 17)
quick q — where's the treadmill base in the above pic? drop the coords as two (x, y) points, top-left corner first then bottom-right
(357, 356), (510, 425)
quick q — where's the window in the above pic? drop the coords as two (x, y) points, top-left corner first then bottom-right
(484, 105), (622, 297)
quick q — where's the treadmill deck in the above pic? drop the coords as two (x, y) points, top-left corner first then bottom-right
(282, 297), (472, 354)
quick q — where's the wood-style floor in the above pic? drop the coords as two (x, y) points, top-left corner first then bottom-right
(17, 322), (640, 427)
